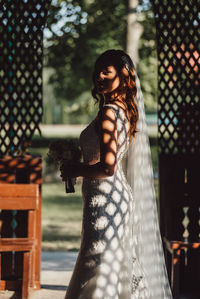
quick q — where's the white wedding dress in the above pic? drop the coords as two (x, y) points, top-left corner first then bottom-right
(65, 103), (149, 299)
(65, 65), (173, 298)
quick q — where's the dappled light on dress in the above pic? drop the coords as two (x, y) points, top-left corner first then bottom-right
(65, 103), (148, 299)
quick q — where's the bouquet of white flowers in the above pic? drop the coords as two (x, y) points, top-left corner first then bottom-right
(48, 139), (82, 193)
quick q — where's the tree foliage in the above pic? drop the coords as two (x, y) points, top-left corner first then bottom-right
(44, 0), (157, 123)
(45, 0), (127, 101)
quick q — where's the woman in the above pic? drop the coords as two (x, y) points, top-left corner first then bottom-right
(60, 50), (172, 299)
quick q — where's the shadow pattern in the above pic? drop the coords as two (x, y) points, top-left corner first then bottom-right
(65, 104), (148, 298)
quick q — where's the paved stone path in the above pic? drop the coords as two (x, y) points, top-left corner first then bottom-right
(0, 251), (197, 298)
(0, 251), (78, 299)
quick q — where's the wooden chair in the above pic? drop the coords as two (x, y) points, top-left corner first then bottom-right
(0, 184), (39, 299)
(159, 154), (200, 298)
(0, 155), (42, 290)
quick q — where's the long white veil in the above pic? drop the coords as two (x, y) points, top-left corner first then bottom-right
(127, 71), (173, 298)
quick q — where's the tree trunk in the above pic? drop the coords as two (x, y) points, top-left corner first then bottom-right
(127, 0), (143, 67)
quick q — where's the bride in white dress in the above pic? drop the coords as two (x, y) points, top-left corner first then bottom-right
(60, 50), (172, 299)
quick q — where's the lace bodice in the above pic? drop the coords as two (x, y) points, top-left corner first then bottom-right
(80, 103), (130, 166)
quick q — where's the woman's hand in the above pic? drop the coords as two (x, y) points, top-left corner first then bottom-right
(60, 161), (81, 181)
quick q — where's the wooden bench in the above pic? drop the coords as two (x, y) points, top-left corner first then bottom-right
(0, 184), (39, 299)
(0, 155), (42, 290)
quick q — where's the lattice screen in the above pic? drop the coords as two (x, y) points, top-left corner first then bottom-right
(152, 0), (200, 154)
(0, 0), (51, 156)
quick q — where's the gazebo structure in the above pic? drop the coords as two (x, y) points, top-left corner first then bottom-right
(0, 0), (199, 298)
(152, 0), (200, 298)
(0, 0), (50, 297)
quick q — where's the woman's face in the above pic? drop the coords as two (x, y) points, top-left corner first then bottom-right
(95, 65), (120, 94)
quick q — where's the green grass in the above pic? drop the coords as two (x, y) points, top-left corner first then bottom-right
(150, 144), (158, 174)
(42, 182), (83, 251)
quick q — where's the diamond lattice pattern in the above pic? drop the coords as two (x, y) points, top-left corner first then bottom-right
(152, 0), (200, 154)
(0, 0), (50, 155)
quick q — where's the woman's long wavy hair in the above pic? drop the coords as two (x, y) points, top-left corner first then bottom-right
(92, 49), (138, 140)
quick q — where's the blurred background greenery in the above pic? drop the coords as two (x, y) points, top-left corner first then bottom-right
(42, 0), (157, 124)
(31, 0), (159, 251)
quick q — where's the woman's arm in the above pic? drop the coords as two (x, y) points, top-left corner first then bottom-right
(60, 107), (117, 179)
